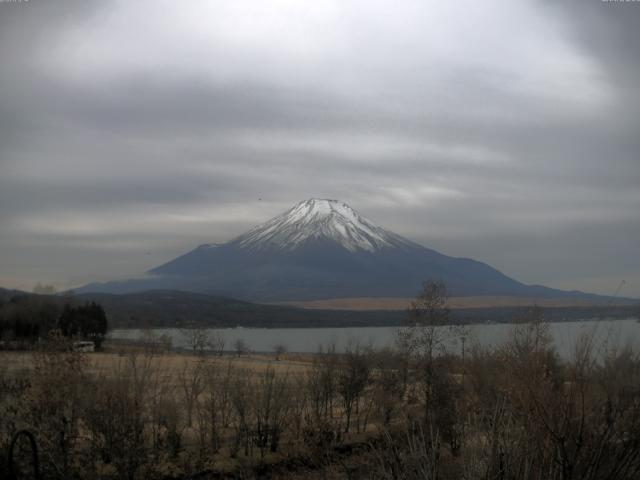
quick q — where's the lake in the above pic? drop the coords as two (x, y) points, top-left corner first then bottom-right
(109, 318), (640, 359)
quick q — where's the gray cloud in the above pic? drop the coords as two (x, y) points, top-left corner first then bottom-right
(0, 0), (638, 297)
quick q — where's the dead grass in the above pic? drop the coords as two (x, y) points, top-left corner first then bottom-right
(272, 295), (629, 310)
(0, 348), (315, 379)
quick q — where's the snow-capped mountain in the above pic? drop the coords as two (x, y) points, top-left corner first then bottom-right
(78, 199), (592, 301)
(231, 199), (416, 252)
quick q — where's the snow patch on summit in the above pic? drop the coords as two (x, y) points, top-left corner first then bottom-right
(231, 199), (416, 252)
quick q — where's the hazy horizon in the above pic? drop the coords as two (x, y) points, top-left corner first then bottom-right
(1, 1), (639, 298)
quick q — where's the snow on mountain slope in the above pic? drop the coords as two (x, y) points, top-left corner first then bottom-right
(231, 198), (417, 252)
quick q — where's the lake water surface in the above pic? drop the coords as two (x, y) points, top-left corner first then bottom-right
(110, 318), (640, 359)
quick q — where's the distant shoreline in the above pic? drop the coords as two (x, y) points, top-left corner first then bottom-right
(271, 295), (639, 311)
(108, 306), (639, 330)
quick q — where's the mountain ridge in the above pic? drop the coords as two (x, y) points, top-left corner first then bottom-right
(77, 199), (615, 302)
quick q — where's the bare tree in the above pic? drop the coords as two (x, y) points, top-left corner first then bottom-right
(273, 343), (287, 360)
(139, 328), (173, 354)
(181, 327), (211, 354)
(397, 280), (450, 362)
(369, 425), (441, 480)
(25, 332), (88, 479)
(83, 351), (156, 480)
(396, 280), (451, 429)
(307, 343), (339, 423)
(229, 369), (254, 457)
(210, 330), (225, 356)
(288, 373), (309, 439)
(234, 338), (248, 356)
(199, 360), (235, 455)
(253, 367), (292, 457)
(178, 359), (204, 428)
(337, 342), (370, 433)
(371, 348), (404, 427)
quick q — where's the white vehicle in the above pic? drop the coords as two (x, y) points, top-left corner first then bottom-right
(72, 341), (95, 353)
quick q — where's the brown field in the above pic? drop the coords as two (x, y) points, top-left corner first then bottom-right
(4, 327), (640, 480)
(272, 295), (625, 310)
(0, 348), (314, 378)
(0, 341), (392, 479)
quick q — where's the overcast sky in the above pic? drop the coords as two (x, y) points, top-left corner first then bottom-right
(0, 0), (639, 298)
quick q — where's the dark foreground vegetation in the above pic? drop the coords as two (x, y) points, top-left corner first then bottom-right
(2, 282), (640, 479)
(0, 293), (108, 349)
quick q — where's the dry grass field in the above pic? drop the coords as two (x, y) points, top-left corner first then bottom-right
(0, 347), (315, 382)
(273, 295), (628, 311)
(0, 340), (393, 479)
(4, 322), (640, 480)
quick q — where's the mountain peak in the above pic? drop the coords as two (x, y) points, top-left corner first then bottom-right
(231, 198), (415, 252)
(288, 198), (359, 222)
(103, 199), (590, 302)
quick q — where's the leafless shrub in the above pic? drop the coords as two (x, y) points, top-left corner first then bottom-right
(370, 348), (404, 427)
(397, 280), (450, 362)
(138, 328), (173, 354)
(178, 358), (204, 428)
(252, 367), (292, 457)
(457, 311), (640, 480)
(337, 342), (370, 433)
(210, 330), (226, 355)
(181, 326), (211, 354)
(302, 417), (342, 468)
(234, 338), (249, 356)
(82, 352), (156, 480)
(0, 355), (32, 477)
(307, 343), (339, 424)
(273, 343), (287, 360)
(229, 368), (254, 458)
(25, 331), (88, 479)
(198, 359), (235, 456)
(153, 390), (183, 459)
(369, 424), (441, 480)
(288, 373), (309, 440)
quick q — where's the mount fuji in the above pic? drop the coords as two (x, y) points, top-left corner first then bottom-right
(78, 199), (594, 302)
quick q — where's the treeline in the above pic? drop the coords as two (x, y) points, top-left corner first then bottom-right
(3, 288), (637, 331)
(75, 290), (407, 328)
(0, 294), (108, 348)
(78, 290), (639, 329)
